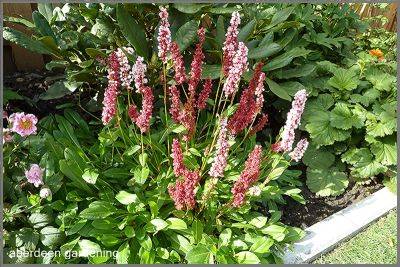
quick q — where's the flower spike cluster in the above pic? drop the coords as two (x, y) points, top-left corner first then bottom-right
(223, 11), (241, 75)
(169, 85), (182, 123)
(101, 52), (120, 125)
(197, 79), (213, 110)
(231, 145), (263, 207)
(278, 89), (308, 152)
(158, 6), (172, 63)
(289, 138), (309, 162)
(170, 42), (187, 85)
(116, 47), (134, 90)
(222, 42), (249, 98)
(132, 56), (148, 92)
(209, 118), (231, 178)
(169, 138), (201, 210)
(249, 113), (269, 136)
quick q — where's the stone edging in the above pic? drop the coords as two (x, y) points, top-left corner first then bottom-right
(282, 187), (397, 263)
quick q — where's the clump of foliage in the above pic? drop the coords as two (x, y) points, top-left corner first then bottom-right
(301, 52), (397, 196)
(3, 7), (310, 264)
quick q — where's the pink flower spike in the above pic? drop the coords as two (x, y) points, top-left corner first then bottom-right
(101, 52), (120, 125)
(25, 164), (43, 187)
(169, 85), (182, 123)
(279, 89), (308, 152)
(128, 104), (139, 122)
(170, 42), (187, 85)
(197, 79), (213, 110)
(158, 6), (172, 63)
(187, 27), (206, 101)
(132, 56), (148, 92)
(134, 86), (154, 133)
(249, 113), (268, 136)
(209, 118), (231, 178)
(116, 47), (134, 90)
(223, 11), (241, 76)
(9, 112), (38, 137)
(231, 145), (262, 207)
(172, 138), (186, 177)
(289, 138), (309, 162)
(222, 42), (248, 98)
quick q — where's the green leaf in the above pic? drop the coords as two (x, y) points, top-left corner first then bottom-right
(248, 43), (281, 59)
(147, 218), (169, 233)
(306, 167), (349, 197)
(174, 20), (198, 51)
(40, 226), (64, 248)
(186, 244), (213, 264)
(79, 201), (117, 219)
(29, 213), (52, 229)
(263, 47), (311, 71)
(342, 148), (388, 179)
(77, 239), (101, 258)
(4, 16), (35, 28)
(261, 224), (287, 241)
(173, 3), (208, 13)
(302, 143), (335, 169)
(330, 103), (364, 130)
(365, 69), (396, 91)
(166, 218), (188, 230)
(32, 11), (56, 42)
(116, 242), (130, 264)
(15, 228), (39, 251)
(209, 6), (241, 14)
(115, 191), (139, 205)
(82, 168), (99, 184)
(267, 6), (295, 29)
(133, 167), (150, 185)
(327, 68), (359, 91)
(265, 78), (291, 101)
(103, 168), (131, 179)
(45, 60), (68, 71)
(202, 65), (221, 80)
(219, 228), (232, 247)
(305, 111), (351, 146)
(383, 176), (397, 193)
(274, 64), (316, 79)
(216, 16), (225, 47)
(250, 236), (274, 254)
(259, 32), (274, 47)
(365, 112), (396, 137)
(370, 137), (397, 166)
(39, 81), (78, 100)
(85, 48), (106, 58)
(3, 27), (55, 55)
(116, 4), (148, 58)
(235, 251), (260, 264)
(191, 219), (203, 243)
(37, 3), (54, 22)
(238, 19), (256, 42)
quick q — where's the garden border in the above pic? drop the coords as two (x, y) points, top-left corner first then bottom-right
(282, 187), (397, 263)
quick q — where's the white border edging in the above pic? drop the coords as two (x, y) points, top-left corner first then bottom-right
(282, 187), (397, 263)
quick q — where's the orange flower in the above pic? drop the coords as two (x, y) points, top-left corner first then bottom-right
(369, 49), (384, 58)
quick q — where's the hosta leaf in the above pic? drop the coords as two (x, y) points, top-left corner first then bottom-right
(370, 137), (397, 166)
(302, 143), (335, 169)
(305, 111), (351, 145)
(327, 68), (359, 91)
(306, 167), (348, 197)
(116, 4), (148, 58)
(330, 103), (364, 130)
(186, 244), (213, 264)
(174, 20), (198, 51)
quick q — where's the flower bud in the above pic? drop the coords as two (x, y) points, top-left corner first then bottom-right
(39, 187), (52, 199)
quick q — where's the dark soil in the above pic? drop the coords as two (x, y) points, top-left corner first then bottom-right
(280, 179), (383, 229)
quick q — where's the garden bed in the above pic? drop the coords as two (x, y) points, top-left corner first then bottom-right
(281, 179), (383, 228)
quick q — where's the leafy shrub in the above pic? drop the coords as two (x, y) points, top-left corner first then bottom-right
(301, 52), (397, 196)
(3, 7), (310, 264)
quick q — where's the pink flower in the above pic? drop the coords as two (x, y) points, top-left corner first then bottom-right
(188, 28), (206, 101)
(128, 104), (139, 122)
(228, 62), (263, 135)
(279, 89), (308, 152)
(255, 72), (266, 112)
(168, 180), (186, 210)
(169, 85), (182, 123)
(116, 47), (134, 90)
(130, 86), (154, 133)
(25, 164), (43, 187)
(9, 112), (38, 137)
(179, 101), (196, 140)
(223, 11), (241, 76)
(3, 128), (13, 143)
(158, 6), (172, 63)
(132, 56), (148, 92)
(271, 142), (281, 152)
(170, 42), (187, 85)
(209, 118), (231, 178)
(222, 42), (248, 97)
(197, 79), (213, 110)
(289, 138), (309, 162)
(231, 145), (263, 207)
(172, 138), (186, 177)
(249, 113), (268, 136)
(102, 52), (120, 125)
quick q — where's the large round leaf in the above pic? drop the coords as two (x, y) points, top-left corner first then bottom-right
(306, 167), (348, 197)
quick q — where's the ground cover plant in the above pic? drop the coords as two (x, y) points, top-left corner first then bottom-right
(3, 6), (309, 264)
(2, 2), (397, 264)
